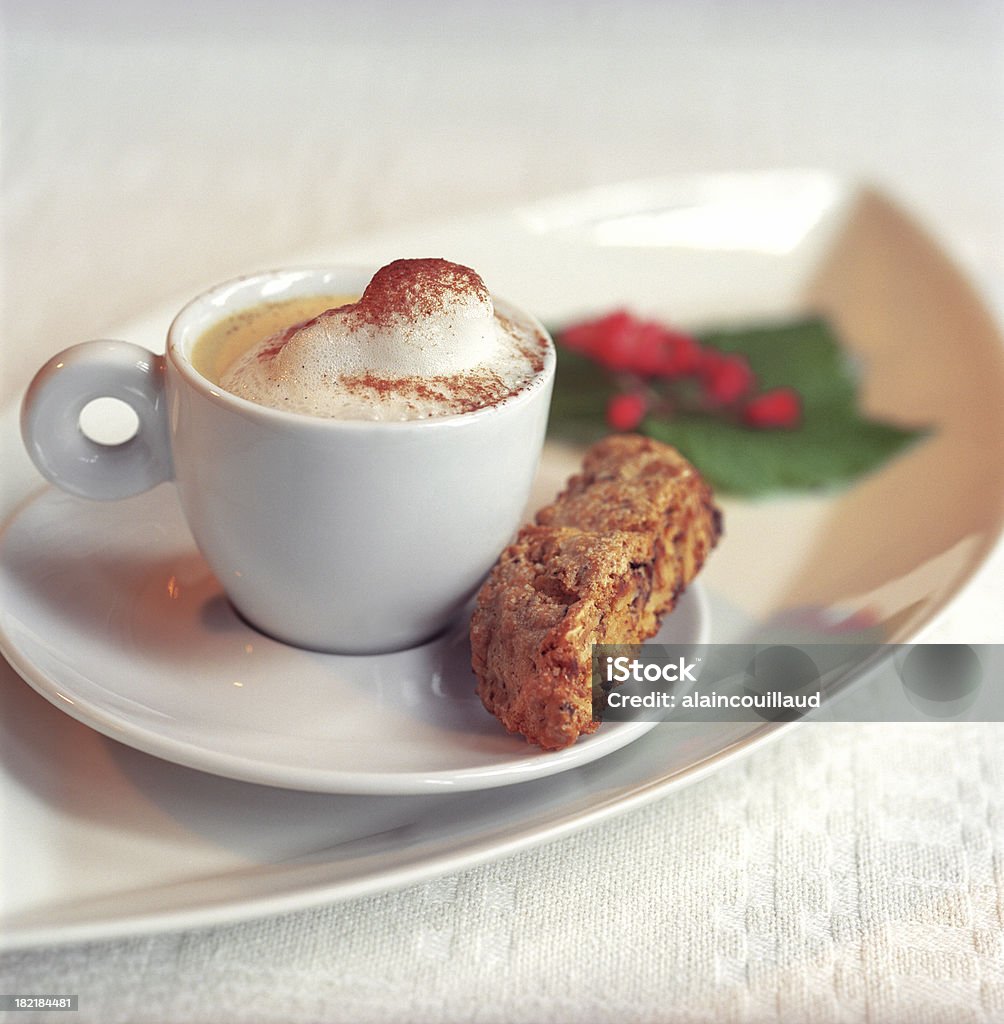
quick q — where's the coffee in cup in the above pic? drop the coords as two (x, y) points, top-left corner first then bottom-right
(21, 261), (555, 653)
(205, 259), (547, 422)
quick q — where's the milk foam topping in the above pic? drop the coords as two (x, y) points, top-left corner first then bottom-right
(219, 259), (543, 420)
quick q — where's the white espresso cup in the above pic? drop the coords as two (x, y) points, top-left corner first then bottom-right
(21, 267), (555, 654)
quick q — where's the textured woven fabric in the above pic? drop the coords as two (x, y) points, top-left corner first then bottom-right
(2, 723), (1002, 1023)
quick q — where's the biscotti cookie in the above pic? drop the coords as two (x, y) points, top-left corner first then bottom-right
(470, 434), (721, 750)
(536, 434), (722, 636)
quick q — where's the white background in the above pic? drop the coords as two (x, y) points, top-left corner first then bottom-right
(6, 0), (1003, 405)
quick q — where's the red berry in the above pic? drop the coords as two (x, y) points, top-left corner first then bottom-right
(742, 387), (802, 429)
(656, 329), (702, 377)
(606, 391), (648, 431)
(630, 322), (671, 376)
(561, 312), (706, 383)
(561, 310), (634, 366)
(699, 350), (755, 404)
(557, 316), (604, 355)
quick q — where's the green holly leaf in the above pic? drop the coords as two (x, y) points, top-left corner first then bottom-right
(547, 317), (927, 497)
(642, 407), (922, 495)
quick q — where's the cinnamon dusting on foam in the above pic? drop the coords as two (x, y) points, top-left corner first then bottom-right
(341, 259), (491, 330)
(219, 259), (548, 421)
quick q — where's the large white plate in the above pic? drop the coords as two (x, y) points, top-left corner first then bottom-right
(2, 170), (1003, 949)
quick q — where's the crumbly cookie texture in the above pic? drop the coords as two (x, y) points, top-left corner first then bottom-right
(470, 434), (722, 750)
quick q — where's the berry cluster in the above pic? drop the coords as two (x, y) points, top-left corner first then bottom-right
(559, 310), (802, 432)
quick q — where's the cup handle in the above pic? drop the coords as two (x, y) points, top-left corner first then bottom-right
(20, 340), (173, 501)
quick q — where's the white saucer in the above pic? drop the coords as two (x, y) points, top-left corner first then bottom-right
(0, 484), (708, 794)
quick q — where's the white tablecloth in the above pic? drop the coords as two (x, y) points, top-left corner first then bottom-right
(3, 2), (1003, 1021)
